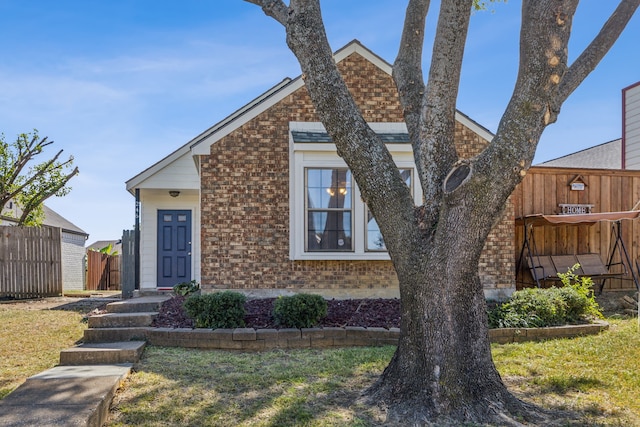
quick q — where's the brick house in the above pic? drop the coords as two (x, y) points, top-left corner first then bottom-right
(126, 40), (515, 300)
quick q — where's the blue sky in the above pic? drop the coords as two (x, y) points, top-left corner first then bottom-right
(0, 1), (638, 243)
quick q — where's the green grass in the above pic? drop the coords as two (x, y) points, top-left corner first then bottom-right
(110, 318), (640, 426)
(0, 306), (86, 399)
(109, 346), (390, 426)
(493, 318), (640, 426)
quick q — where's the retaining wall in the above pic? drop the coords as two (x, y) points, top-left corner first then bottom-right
(124, 322), (609, 350)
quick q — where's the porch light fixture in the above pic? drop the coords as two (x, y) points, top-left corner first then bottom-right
(169, 190), (180, 197)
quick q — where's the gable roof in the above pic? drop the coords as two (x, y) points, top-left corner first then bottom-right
(126, 40), (494, 193)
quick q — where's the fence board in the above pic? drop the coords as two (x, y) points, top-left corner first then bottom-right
(0, 225), (62, 298)
(86, 251), (121, 291)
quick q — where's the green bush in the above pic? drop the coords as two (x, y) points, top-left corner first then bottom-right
(183, 291), (246, 329)
(557, 264), (603, 321)
(173, 280), (200, 296)
(273, 294), (328, 328)
(488, 264), (602, 328)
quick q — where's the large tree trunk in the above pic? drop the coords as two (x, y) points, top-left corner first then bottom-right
(247, 0), (640, 424)
(365, 201), (544, 425)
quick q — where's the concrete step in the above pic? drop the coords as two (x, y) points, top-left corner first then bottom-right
(106, 295), (170, 313)
(0, 364), (131, 427)
(83, 327), (149, 343)
(88, 312), (158, 328)
(59, 341), (147, 365)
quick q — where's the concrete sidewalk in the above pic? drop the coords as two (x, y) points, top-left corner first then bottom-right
(0, 364), (131, 427)
(0, 296), (166, 426)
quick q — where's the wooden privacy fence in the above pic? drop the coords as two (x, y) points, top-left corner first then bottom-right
(512, 166), (640, 291)
(86, 251), (121, 291)
(0, 225), (62, 298)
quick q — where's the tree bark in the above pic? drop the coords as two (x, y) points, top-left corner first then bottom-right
(246, 0), (640, 424)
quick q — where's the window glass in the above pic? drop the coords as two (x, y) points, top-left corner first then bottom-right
(177, 214), (187, 222)
(366, 169), (412, 251)
(306, 168), (353, 251)
(163, 214), (172, 222)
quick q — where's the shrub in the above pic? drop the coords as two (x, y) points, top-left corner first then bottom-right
(273, 294), (328, 328)
(557, 264), (603, 321)
(173, 280), (200, 296)
(183, 291), (246, 329)
(488, 264), (602, 328)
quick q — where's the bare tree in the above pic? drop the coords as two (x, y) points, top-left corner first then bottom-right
(0, 131), (78, 226)
(246, 0), (640, 424)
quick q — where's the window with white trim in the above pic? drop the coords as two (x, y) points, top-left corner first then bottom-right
(290, 122), (420, 261)
(306, 168), (353, 251)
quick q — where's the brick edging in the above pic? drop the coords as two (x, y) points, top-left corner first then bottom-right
(133, 322), (609, 350)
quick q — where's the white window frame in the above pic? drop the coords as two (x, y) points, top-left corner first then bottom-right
(289, 122), (422, 260)
(305, 167), (354, 252)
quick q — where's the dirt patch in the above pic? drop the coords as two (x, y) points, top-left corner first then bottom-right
(0, 296), (120, 313)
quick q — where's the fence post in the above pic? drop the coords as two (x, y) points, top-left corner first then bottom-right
(121, 230), (135, 299)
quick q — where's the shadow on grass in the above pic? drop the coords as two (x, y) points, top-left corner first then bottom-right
(109, 346), (390, 426)
(535, 376), (604, 395)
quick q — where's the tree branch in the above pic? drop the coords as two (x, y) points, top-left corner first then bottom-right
(244, 0), (288, 25)
(18, 166), (78, 225)
(559, 0), (640, 102)
(393, 0), (430, 138)
(7, 136), (53, 193)
(416, 0), (472, 213)
(5, 149), (65, 204)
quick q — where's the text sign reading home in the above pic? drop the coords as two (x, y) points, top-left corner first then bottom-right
(558, 204), (594, 215)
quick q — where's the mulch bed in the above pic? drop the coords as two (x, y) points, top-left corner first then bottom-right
(152, 295), (401, 329)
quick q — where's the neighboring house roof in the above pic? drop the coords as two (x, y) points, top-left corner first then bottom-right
(536, 139), (622, 169)
(0, 203), (88, 237)
(42, 205), (88, 236)
(126, 39), (495, 193)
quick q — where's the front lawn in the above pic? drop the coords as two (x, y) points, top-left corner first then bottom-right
(0, 305), (86, 399)
(109, 318), (640, 426)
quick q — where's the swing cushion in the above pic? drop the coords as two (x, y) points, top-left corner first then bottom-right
(551, 255), (584, 276)
(527, 254), (621, 283)
(527, 256), (558, 280)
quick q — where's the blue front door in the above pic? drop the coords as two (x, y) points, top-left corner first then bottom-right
(157, 210), (192, 288)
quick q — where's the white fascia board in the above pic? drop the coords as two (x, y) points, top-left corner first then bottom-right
(126, 144), (192, 194)
(127, 77), (297, 194)
(190, 78), (306, 156)
(454, 111), (495, 142)
(333, 40), (393, 75)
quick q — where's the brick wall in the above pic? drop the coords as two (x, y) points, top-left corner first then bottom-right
(200, 52), (514, 298)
